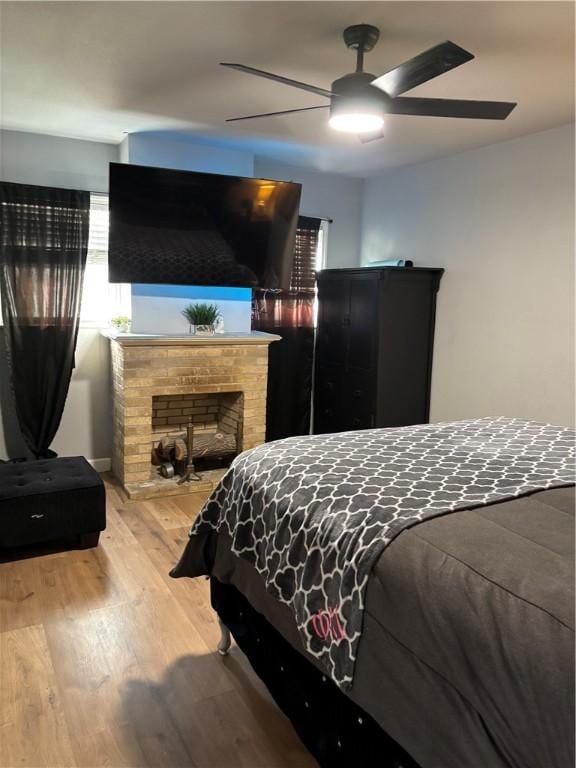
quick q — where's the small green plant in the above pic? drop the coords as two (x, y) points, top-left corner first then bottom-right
(110, 315), (131, 328)
(181, 303), (221, 327)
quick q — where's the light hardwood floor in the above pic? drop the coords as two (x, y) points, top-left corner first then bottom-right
(0, 476), (317, 768)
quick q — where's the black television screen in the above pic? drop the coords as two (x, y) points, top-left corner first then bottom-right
(108, 162), (302, 289)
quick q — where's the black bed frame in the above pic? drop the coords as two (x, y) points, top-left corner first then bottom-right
(211, 578), (421, 768)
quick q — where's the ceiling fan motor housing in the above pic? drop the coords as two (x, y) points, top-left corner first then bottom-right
(330, 71), (387, 123)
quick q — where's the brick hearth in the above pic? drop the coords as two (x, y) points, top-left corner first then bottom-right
(103, 332), (279, 499)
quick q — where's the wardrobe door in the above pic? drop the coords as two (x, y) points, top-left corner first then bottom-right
(377, 271), (438, 427)
(313, 365), (345, 434)
(344, 370), (376, 431)
(347, 274), (379, 372)
(314, 274), (349, 434)
(315, 275), (350, 368)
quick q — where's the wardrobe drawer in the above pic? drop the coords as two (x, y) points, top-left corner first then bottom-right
(345, 372), (375, 406)
(313, 367), (345, 434)
(344, 372), (375, 431)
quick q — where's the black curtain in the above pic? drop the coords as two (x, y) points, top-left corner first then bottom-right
(252, 216), (320, 442)
(0, 182), (89, 458)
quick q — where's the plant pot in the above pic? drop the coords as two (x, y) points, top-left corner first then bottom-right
(112, 323), (130, 334)
(190, 324), (216, 336)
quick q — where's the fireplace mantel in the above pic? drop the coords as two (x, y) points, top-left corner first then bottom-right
(101, 330), (280, 347)
(103, 330), (279, 499)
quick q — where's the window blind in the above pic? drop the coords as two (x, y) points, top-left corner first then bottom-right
(290, 215), (321, 293)
(87, 193), (109, 264)
(80, 193), (130, 324)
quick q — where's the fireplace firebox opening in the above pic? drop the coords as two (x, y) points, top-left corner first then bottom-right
(151, 392), (243, 481)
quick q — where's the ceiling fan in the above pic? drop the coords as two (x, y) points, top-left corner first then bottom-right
(221, 24), (516, 139)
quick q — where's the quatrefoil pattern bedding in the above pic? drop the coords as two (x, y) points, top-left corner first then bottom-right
(191, 417), (575, 687)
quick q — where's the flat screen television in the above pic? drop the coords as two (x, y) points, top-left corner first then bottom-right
(108, 162), (302, 289)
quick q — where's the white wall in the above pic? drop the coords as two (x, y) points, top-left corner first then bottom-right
(254, 158), (363, 269)
(0, 129), (117, 192)
(131, 285), (252, 334)
(126, 131), (254, 177)
(7, 123), (563, 460)
(126, 138), (364, 269)
(0, 129), (362, 461)
(362, 123), (575, 426)
(0, 130), (119, 462)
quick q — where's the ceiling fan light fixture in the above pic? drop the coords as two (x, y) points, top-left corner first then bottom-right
(328, 73), (386, 134)
(329, 112), (384, 134)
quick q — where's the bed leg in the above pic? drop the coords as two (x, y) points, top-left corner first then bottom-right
(217, 618), (231, 656)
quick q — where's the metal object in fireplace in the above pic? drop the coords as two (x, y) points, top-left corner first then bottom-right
(152, 420), (237, 483)
(178, 422), (202, 485)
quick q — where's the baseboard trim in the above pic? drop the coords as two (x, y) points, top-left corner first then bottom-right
(89, 458), (111, 473)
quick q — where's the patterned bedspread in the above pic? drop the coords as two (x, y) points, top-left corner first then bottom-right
(189, 417), (575, 687)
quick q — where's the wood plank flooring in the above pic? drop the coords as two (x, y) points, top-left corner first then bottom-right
(0, 476), (317, 768)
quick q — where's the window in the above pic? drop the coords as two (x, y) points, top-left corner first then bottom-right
(290, 216), (327, 294)
(80, 193), (130, 327)
(292, 216), (329, 329)
(252, 215), (328, 331)
(80, 197), (328, 328)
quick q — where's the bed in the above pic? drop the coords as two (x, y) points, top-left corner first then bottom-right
(171, 418), (575, 768)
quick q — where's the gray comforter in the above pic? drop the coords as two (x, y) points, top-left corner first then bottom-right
(184, 417), (574, 687)
(173, 485), (575, 768)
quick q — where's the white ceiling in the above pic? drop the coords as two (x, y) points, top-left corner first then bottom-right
(1, 1), (574, 177)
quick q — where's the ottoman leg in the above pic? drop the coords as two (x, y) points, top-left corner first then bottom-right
(78, 532), (100, 549)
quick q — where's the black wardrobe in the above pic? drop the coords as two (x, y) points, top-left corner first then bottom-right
(313, 267), (444, 434)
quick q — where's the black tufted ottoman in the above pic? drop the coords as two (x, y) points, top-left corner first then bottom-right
(0, 457), (106, 550)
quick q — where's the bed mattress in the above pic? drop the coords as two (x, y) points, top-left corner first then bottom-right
(172, 486), (575, 768)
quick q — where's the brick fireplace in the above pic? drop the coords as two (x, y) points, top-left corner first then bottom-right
(104, 332), (279, 499)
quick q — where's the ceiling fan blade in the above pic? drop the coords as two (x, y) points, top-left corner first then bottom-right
(226, 105), (329, 122)
(220, 63), (333, 99)
(387, 97), (517, 120)
(371, 41), (474, 97)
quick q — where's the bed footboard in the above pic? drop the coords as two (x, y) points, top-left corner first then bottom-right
(210, 577), (420, 768)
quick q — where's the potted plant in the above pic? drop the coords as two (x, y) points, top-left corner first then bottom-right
(110, 315), (131, 334)
(181, 303), (222, 335)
